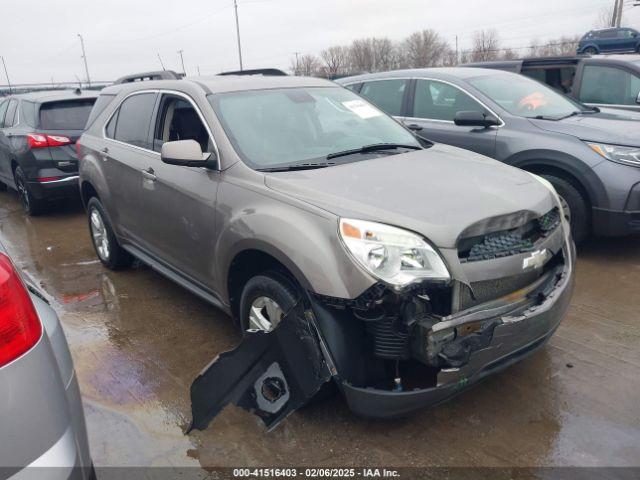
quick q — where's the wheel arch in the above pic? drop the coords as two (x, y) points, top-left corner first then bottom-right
(506, 150), (608, 209)
(80, 180), (100, 208)
(225, 245), (312, 320)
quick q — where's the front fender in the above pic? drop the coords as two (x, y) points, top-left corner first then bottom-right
(214, 181), (376, 302)
(506, 149), (609, 209)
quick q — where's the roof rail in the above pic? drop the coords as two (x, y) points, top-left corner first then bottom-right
(218, 68), (287, 77)
(113, 70), (182, 84)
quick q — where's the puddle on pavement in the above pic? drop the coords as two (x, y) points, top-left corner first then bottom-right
(1, 190), (639, 467)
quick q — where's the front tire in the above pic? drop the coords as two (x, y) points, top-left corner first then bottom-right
(87, 197), (133, 270)
(542, 175), (590, 244)
(14, 167), (46, 216)
(239, 273), (299, 332)
(583, 47), (598, 55)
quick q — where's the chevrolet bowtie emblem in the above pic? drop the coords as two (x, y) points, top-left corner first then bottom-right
(523, 249), (551, 270)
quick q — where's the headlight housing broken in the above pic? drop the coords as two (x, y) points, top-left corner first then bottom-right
(587, 142), (640, 167)
(339, 218), (450, 287)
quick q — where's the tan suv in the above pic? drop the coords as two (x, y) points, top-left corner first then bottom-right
(78, 71), (575, 430)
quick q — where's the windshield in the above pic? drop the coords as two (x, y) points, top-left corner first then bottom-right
(208, 87), (420, 169)
(468, 73), (587, 119)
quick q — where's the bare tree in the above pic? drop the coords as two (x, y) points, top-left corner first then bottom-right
(528, 35), (581, 58)
(349, 38), (375, 72)
(470, 29), (500, 62)
(292, 54), (321, 77)
(320, 46), (349, 78)
(501, 48), (519, 60)
(400, 29), (450, 68)
(372, 37), (397, 71)
(595, 5), (614, 28)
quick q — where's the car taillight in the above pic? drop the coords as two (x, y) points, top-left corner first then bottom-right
(75, 139), (81, 158)
(0, 253), (42, 368)
(27, 133), (72, 149)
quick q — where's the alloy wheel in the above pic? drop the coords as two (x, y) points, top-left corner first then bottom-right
(16, 176), (30, 212)
(248, 296), (285, 332)
(90, 208), (111, 262)
(559, 194), (572, 225)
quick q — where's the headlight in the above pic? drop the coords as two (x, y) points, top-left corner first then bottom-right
(587, 142), (640, 167)
(338, 219), (450, 287)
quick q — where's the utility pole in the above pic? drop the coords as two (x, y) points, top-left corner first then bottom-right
(611, 0), (624, 27)
(455, 35), (459, 65)
(234, 0), (244, 70)
(77, 34), (91, 86)
(157, 53), (166, 71)
(293, 51), (301, 74)
(197, 66), (201, 76)
(177, 49), (186, 75)
(1, 56), (11, 93)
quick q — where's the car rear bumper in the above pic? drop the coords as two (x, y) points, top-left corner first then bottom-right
(592, 207), (640, 236)
(27, 176), (79, 200)
(6, 425), (94, 480)
(341, 243), (575, 419)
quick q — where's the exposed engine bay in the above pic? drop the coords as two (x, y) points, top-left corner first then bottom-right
(188, 209), (573, 431)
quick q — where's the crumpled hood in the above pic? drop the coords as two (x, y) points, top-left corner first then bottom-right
(529, 113), (640, 146)
(265, 144), (554, 248)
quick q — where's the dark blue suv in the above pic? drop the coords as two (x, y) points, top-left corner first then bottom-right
(578, 27), (640, 55)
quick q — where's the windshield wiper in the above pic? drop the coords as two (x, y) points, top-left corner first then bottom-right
(257, 162), (331, 172)
(326, 143), (422, 160)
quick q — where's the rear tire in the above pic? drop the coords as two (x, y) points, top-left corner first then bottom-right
(542, 175), (589, 244)
(87, 197), (133, 270)
(14, 166), (46, 216)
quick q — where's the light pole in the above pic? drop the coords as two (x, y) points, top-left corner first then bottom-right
(234, 0), (244, 70)
(77, 34), (91, 86)
(178, 49), (186, 75)
(1, 56), (11, 94)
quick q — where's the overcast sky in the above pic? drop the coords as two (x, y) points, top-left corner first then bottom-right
(1, 0), (639, 85)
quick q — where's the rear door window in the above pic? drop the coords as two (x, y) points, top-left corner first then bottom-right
(359, 79), (407, 116)
(579, 65), (640, 105)
(113, 93), (157, 149)
(39, 99), (97, 130)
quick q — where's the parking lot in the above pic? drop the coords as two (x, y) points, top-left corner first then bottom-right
(0, 189), (638, 469)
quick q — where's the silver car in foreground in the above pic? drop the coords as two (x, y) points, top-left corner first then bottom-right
(0, 243), (92, 479)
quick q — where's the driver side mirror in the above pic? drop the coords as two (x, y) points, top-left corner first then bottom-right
(454, 110), (500, 128)
(161, 140), (216, 168)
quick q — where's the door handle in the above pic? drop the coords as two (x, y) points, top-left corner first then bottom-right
(141, 167), (156, 181)
(406, 123), (423, 131)
(101, 147), (109, 154)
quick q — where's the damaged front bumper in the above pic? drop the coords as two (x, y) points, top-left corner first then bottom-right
(341, 253), (575, 417)
(189, 235), (575, 431)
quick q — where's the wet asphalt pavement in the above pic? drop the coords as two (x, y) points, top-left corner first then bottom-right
(0, 190), (639, 469)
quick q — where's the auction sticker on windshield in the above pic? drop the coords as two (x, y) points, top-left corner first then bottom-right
(342, 100), (382, 119)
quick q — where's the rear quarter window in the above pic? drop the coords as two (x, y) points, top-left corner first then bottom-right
(85, 94), (116, 128)
(39, 99), (97, 130)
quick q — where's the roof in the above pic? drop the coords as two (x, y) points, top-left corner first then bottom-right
(337, 67), (511, 84)
(101, 74), (336, 97)
(466, 53), (640, 67)
(6, 89), (99, 103)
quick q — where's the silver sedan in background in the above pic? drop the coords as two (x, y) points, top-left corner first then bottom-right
(0, 242), (93, 480)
